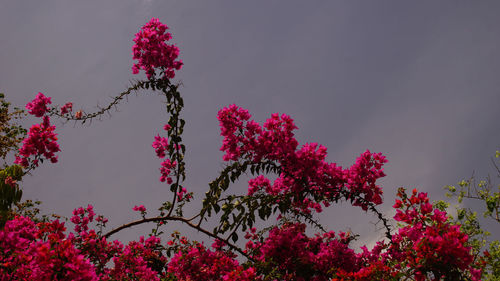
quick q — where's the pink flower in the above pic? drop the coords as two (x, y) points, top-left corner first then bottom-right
(132, 18), (183, 80)
(60, 102), (73, 114)
(0, 216), (98, 280)
(159, 159), (175, 183)
(26, 92), (51, 117)
(217, 105), (387, 213)
(4, 176), (16, 187)
(389, 188), (476, 278)
(152, 135), (168, 158)
(14, 115), (60, 167)
(133, 205), (146, 212)
(167, 243), (255, 281)
(247, 175), (271, 196)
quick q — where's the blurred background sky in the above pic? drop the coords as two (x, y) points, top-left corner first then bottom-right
(1, 0), (499, 247)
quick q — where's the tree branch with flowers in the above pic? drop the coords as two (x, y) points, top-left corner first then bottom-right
(0, 18), (494, 280)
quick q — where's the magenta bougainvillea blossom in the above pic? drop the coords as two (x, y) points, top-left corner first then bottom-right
(60, 102), (73, 115)
(167, 243), (258, 281)
(0, 205), (169, 280)
(132, 18), (183, 79)
(14, 93), (60, 167)
(245, 223), (360, 280)
(218, 104), (386, 213)
(152, 125), (175, 184)
(25, 92), (51, 117)
(133, 205), (146, 212)
(2, 17), (487, 281)
(0, 216), (98, 280)
(388, 189), (482, 280)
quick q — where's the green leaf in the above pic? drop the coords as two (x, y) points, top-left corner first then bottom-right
(213, 204), (220, 213)
(457, 209), (465, 220)
(486, 197), (497, 213)
(231, 232), (238, 243)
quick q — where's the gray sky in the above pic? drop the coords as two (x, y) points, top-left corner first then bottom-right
(1, 1), (499, 246)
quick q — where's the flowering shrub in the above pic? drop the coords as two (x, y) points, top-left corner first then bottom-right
(244, 223), (360, 280)
(60, 102), (73, 115)
(217, 105), (386, 214)
(25, 92), (51, 118)
(14, 93), (59, 170)
(390, 188), (480, 280)
(132, 18), (183, 80)
(167, 242), (258, 281)
(0, 17), (493, 280)
(0, 216), (98, 280)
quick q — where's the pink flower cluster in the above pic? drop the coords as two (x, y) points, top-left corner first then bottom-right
(0, 205), (168, 280)
(4, 176), (16, 188)
(167, 243), (258, 281)
(1, 193), (480, 281)
(389, 189), (481, 280)
(132, 18), (183, 80)
(25, 92), (51, 117)
(133, 204), (146, 213)
(71, 205), (96, 233)
(152, 126), (176, 184)
(218, 105), (387, 212)
(14, 117), (59, 167)
(152, 134), (168, 158)
(245, 223), (397, 281)
(105, 236), (164, 281)
(15, 93), (60, 167)
(60, 102), (73, 115)
(0, 216), (98, 280)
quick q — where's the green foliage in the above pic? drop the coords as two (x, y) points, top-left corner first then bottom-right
(482, 240), (500, 281)
(208, 162), (280, 230)
(0, 93), (26, 167)
(12, 199), (61, 223)
(0, 93), (27, 226)
(0, 164), (24, 226)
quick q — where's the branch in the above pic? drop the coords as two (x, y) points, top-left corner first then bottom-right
(49, 80), (152, 122)
(339, 189), (393, 240)
(103, 214), (252, 260)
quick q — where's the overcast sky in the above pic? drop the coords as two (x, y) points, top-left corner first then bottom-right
(1, 1), (499, 246)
